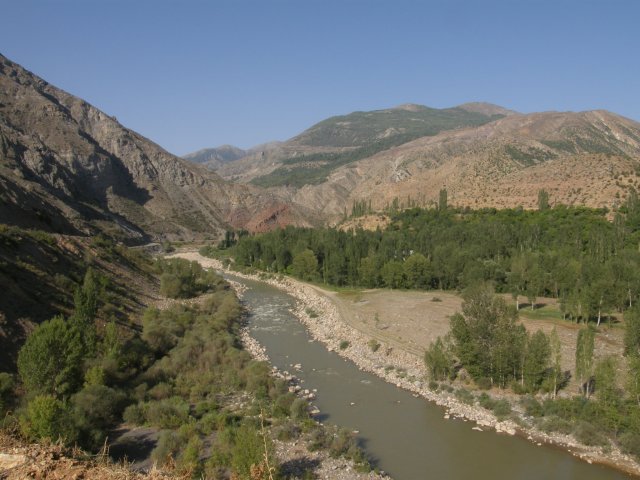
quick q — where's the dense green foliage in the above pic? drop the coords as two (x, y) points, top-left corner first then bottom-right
(229, 204), (640, 324)
(155, 257), (224, 298)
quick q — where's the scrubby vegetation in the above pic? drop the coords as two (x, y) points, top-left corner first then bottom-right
(6, 256), (372, 477)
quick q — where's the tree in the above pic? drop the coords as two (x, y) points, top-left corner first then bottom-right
(290, 249), (318, 281)
(594, 356), (618, 408)
(70, 268), (99, 355)
(438, 188), (448, 211)
(548, 328), (562, 398)
(538, 189), (550, 211)
(18, 316), (85, 398)
(424, 336), (454, 381)
(381, 261), (405, 289)
(449, 284), (521, 387)
(403, 253), (430, 289)
(575, 326), (595, 397)
(625, 305), (640, 357)
(627, 354), (640, 406)
(523, 330), (551, 391)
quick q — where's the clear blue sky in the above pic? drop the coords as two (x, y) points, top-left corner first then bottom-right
(2, 0), (639, 155)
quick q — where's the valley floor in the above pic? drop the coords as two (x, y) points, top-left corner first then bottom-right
(173, 250), (640, 478)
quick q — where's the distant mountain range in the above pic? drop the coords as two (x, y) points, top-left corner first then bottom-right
(187, 103), (640, 221)
(2, 50), (640, 241)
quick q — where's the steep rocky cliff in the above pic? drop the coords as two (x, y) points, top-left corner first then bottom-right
(0, 53), (312, 241)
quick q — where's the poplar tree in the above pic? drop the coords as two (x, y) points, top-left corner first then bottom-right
(575, 327), (595, 397)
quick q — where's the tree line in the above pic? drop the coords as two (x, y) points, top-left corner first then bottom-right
(228, 197), (640, 323)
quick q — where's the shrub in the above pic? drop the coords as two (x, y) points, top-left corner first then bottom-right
(20, 395), (77, 444)
(144, 397), (190, 429)
(491, 399), (512, 419)
(0, 373), (15, 413)
(475, 377), (492, 390)
(290, 398), (309, 420)
(339, 340), (350, 350)
(619, 432), (640, 459)
(520, 396), (543, 417)
(540, 416), (573, 435)
(477, 392), (496, 410)
(367, 339), (381, 352)
(152, 430), (181, 466)
(123, 404), (146, 425)
(573, 421), (609, 447)
(178, 435), (203, 474)
(71, 384), (126, 449)
(275, 421), (301, 441)
(428, 381), (439, 391)
(455, 388), (474, 405)
(231, 423), (276, 479)
(272, 393), (295, 418)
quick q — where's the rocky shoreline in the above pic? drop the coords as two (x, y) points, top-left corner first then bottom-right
(172, 252), (640, 478)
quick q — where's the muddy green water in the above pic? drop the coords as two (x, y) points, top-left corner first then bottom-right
(231, 274), (632, 480)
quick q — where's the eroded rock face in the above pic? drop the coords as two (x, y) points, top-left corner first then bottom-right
(0, 54), (312, 240)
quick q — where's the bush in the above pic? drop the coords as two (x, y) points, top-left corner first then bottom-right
(144, 397), (191, 429)
(477, 392), (496, 410)
(367, 339), (381, 352)
(152, 430), (181, 466)
(275, 421), (302, 441)
(573, 421), (609, 447)
(619, 432), (640, 459)
(71, 384), (126, 449)
(455, 388), (474, 405)
(20, 395), (77, 444)
(123, 404), (146, 425)
(475, 377), (492, 390)
(231, 423), (276, 479)
(0, 373), (15, 413)
(290, 398), (309, 420)
(540, 416), (573, 435)
(520, 396), (544, 417)
(491, 399), (512, 419)
(339, 340), (350, 350)
(428, 381), (439, 391)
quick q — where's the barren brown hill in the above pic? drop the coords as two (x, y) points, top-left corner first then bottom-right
(0, 53), (314, 241)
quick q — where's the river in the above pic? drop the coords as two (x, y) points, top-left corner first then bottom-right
(228, 273), (631, 479)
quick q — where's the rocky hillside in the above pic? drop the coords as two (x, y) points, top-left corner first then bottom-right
(204, 103), (640, 221)
(296, 109), (640, 217)
(0, 53), (312, 241)
(214, 102), (509, 186)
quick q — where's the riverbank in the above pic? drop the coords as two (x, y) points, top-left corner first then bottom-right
(171, 251), (640, 478)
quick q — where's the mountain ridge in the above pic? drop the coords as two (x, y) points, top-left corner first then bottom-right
(0, 53), (314, 240)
